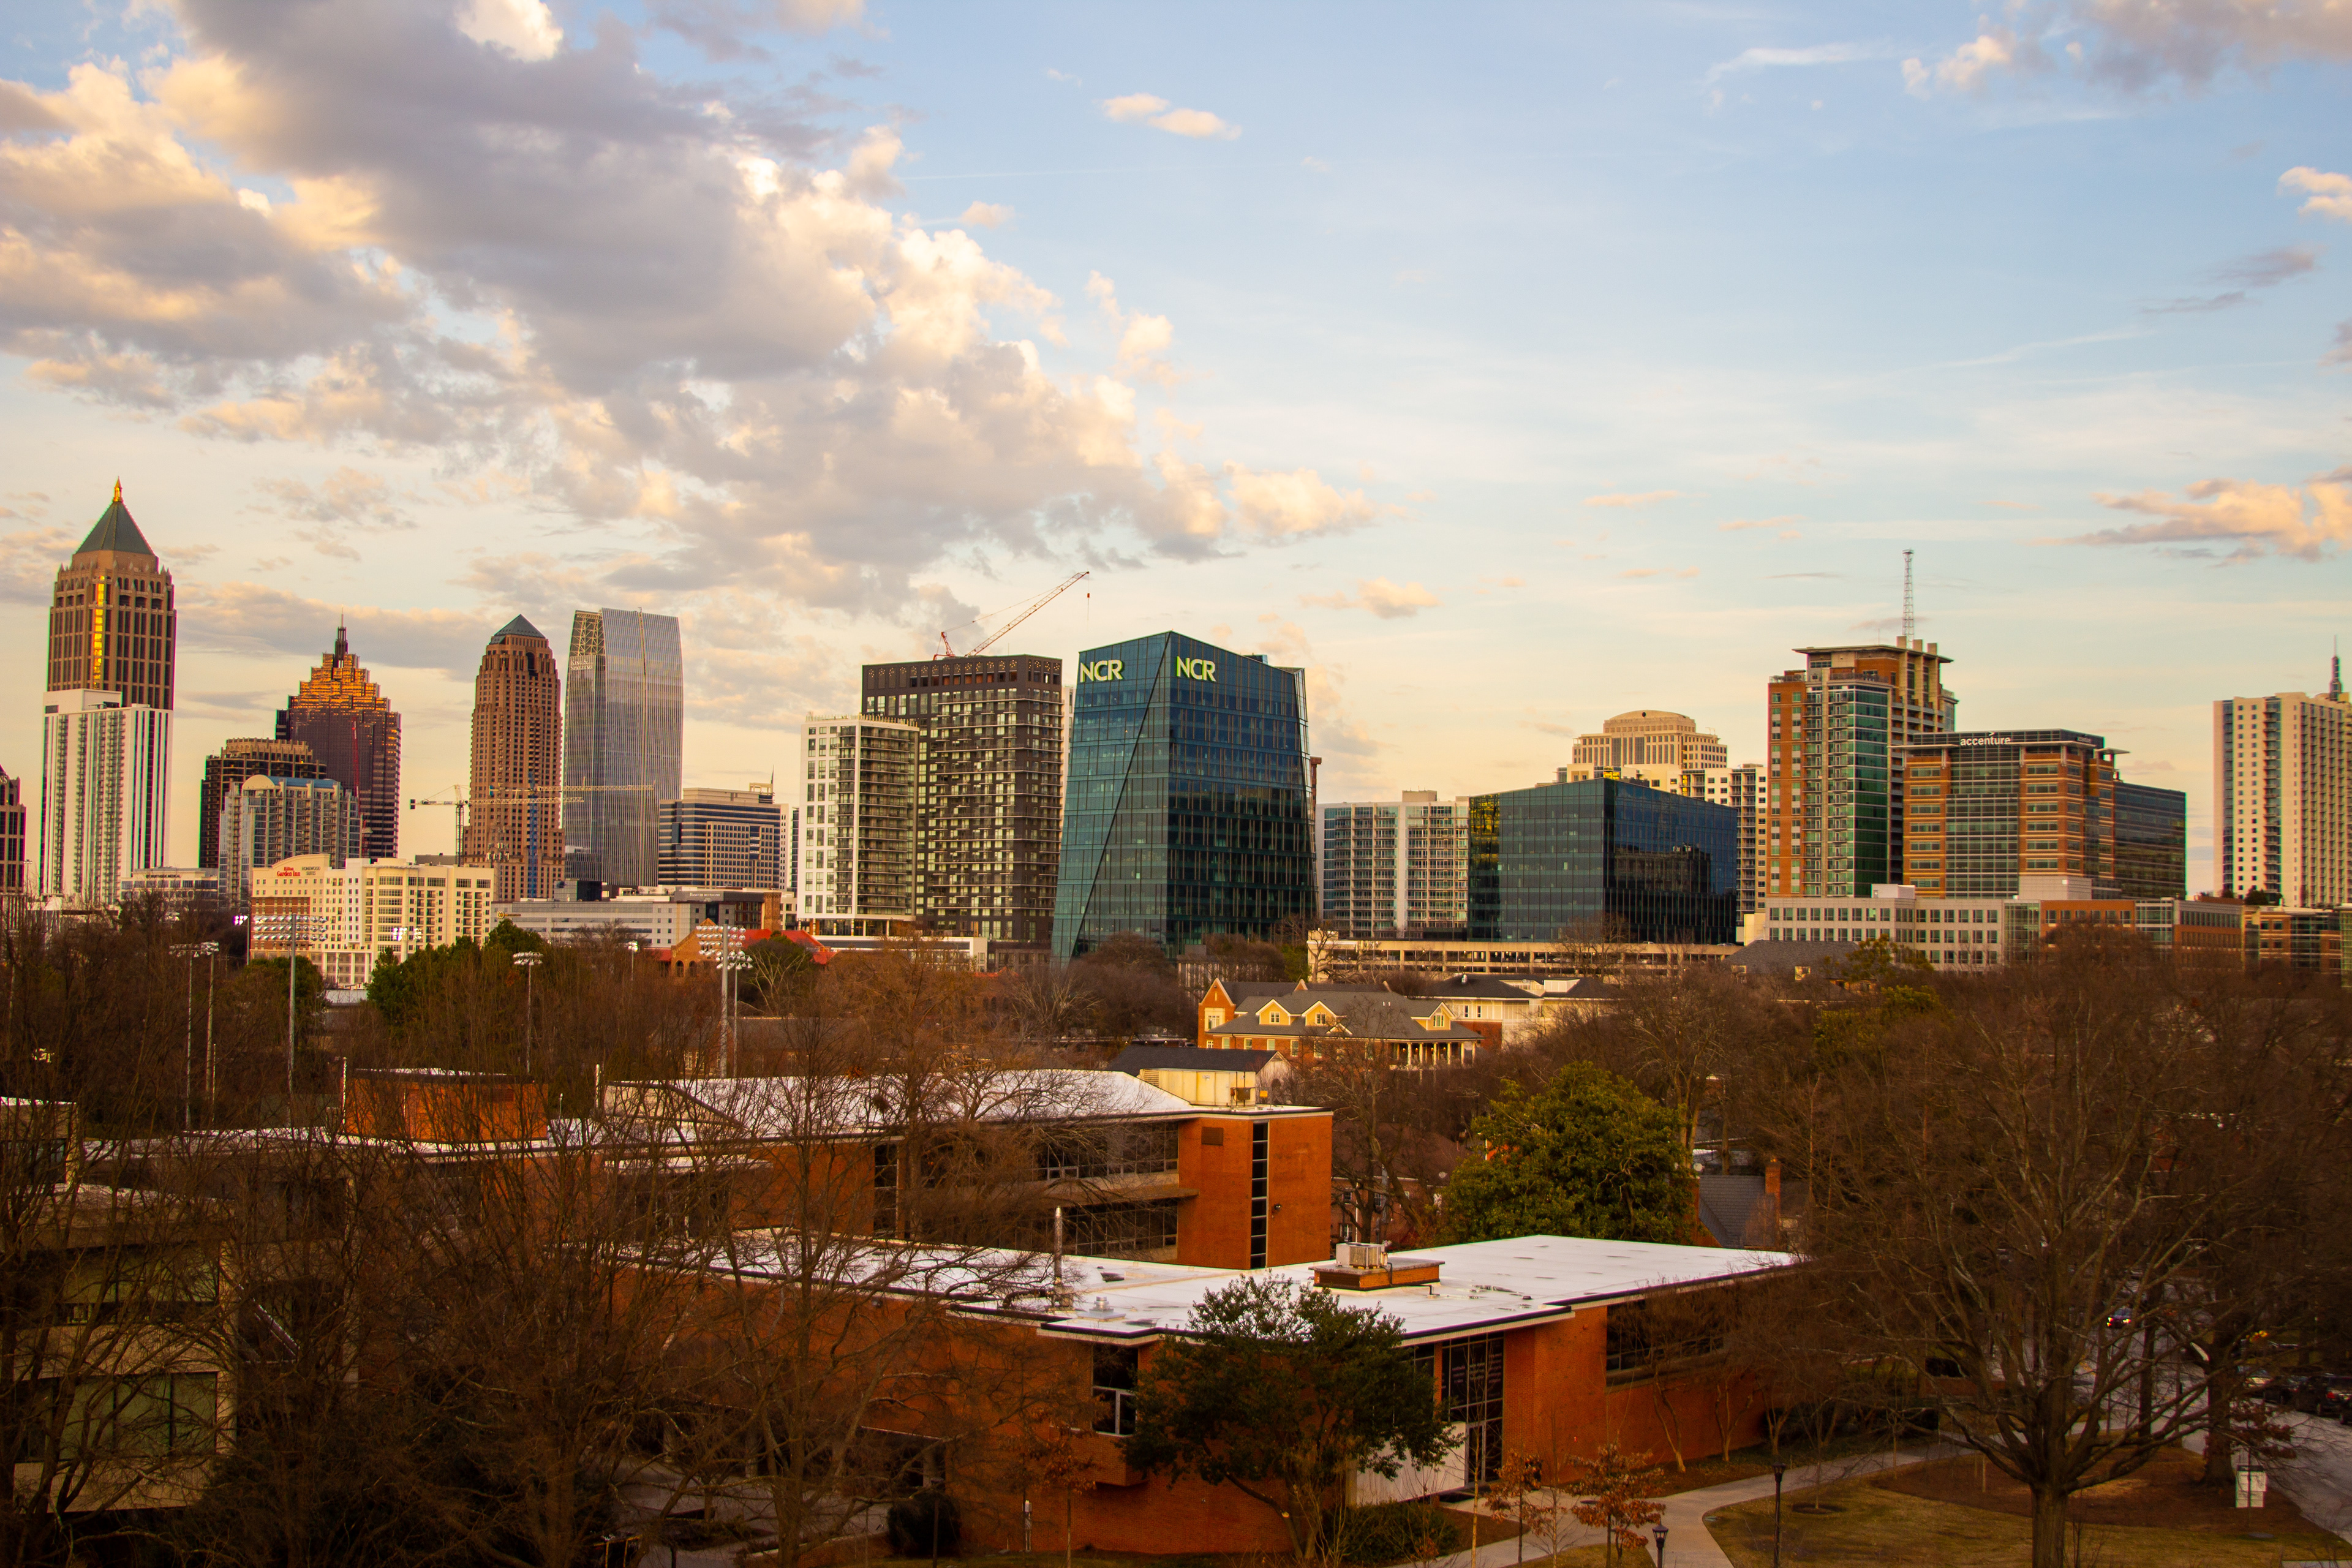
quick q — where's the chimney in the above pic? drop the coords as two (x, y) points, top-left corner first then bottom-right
(1762, 1156), (1783, 1240)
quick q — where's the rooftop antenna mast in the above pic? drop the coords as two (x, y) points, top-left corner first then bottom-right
(1901, 549), (1915, 644)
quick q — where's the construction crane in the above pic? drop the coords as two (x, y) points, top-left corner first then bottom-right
(934, 570), (1090, 660)
(406, 783), (654, 862)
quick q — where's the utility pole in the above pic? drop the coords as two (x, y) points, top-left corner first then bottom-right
(170, 941), (219, 1131)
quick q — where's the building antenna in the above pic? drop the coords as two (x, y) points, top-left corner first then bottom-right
(1901, 550), (1915, 644)
(2332, 636), (2344, 702)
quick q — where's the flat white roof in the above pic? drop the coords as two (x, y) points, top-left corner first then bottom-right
(706, 1232), (1793, 1344)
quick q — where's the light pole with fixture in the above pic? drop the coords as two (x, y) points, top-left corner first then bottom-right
(1652, 1521), (1668, 1566)
(169, 941), (219, 1131)
(252, 911), (315, 1114)
(512, 951), (545, 1074)
(1771, 1460), (1788, 1567)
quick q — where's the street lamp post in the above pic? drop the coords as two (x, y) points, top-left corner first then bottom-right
(1771, 1460), (1788, 1567)
(1652, 1521), (1668, 1567)
(169, 941), (219, 1131)
(512, 951), (545, 1074)
(253, 913), (315, 1115)
(715, 951), (750, 1077)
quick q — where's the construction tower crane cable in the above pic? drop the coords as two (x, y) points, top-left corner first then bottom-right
(934, 570), (1091, 660)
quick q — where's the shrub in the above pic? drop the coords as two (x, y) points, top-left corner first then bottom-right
(884, 1490), (960, 1557)
(1338, 1499), (1464, 1564)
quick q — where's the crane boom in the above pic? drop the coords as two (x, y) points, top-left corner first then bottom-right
(968, 570), (1091, 657)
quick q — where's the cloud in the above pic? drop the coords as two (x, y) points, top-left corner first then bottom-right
(1300, 577), (1441, 619)
(1302, 156), (1330, 173)
(181, 581), (498, 672)
(1045, 68), (1079, 84)
(0, 522), (81, 604)
(1618, 567), (1699, 580)
(1983, 499), (2037, 510)
(1903, 29), (2022, 95)
(1904, 2), (2352, 95)
(1768, 571), (1841, 579)
(457, 0), (562, 59)
(1706, 42), (1885, 82)
(2328, 319), (2352, 366)
(2282, 166), (2352, 222)
(1255, 615), (1374, 760)
(1583, 490), (1684, 509)
(956, 201), (1012, 228)
(2145, 243), (2321, 313)
(1099, 92), (1239, 139)
(2056, 474), (2352, 562)
(1226, 466), (1384, 540)
(0, 0), (1330, 624)
(1718, 514), (1801, 531)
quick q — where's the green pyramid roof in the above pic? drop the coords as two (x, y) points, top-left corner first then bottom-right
(78, 482), (157, 560)
(491, 614), (545, 643)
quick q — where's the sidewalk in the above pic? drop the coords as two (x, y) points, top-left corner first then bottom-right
(1429, 1443), (1958, 1568)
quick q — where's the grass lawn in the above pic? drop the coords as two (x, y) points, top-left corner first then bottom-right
(1704, 1471), (2346, 1566)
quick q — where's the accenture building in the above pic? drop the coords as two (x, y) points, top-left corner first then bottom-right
(1051, 631), (1314, 962)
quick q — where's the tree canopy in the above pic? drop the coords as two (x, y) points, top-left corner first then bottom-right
(1439, 1062), (1693, 1245)
(1126, 1277), (1453, 1561)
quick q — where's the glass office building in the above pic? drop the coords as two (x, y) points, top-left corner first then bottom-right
(2113, 780), (2188, 902)
(1465, 777), (1740, 944)
(1052, 632), (1313, 960)
(563, 609), (684, 889)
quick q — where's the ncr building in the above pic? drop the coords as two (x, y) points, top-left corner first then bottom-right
(1052, 631), (1314, 961)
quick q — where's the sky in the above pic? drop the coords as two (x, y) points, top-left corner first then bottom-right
(1, 0), (2347, 889)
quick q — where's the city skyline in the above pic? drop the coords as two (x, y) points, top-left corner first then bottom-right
(2, 4), (2348, 889)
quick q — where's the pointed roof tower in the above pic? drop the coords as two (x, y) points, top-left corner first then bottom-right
(76, 480), (159, 565)
(492, 614), (546, 644)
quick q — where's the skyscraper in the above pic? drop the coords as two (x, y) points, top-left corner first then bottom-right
(39, 692), (170, 907)
(861, 654), (1066, 944)
(0, 765), (25, 900)
(46, 483), (176, 710)
(276, 625), (402, 862)
(464, 616), (564, 902)
(563, 609), (682, 889)
(1765, 639), (1956, 899)
(1465, 777), (1740, 944)
(39, 486), (176, 903)
(217, 775), (356, 909)
(1052, 633), (1314, 960)
(200, 738), (323, 869)
(2214, 663), (2350, 907)
(2114, 780), (2189, 902)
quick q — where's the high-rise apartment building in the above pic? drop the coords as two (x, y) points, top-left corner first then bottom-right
(1054, 633), (1314, 960)
(658, 786), (785, 888)
(563, 609), (683, 889)
(1765, 640), (1956, 899)
(2214, 668), (2349, 907)
(217, 775), (356, 908)
(464, 616), (565, 902)
(1319, 791), (1472, 939)
(38, 692), (172, 907)
(797, 716), (919, 929)
(1896, 730), (2116, 898)
(2113, 781), (2189, 902)
(198, 739), (323, 869)
(0, 765), (25, 900)
(860, 654), (1065, 944)
(275, 626), (402, 862)
(39, 487), (176, 901)
(1564, 710), (1727, 788)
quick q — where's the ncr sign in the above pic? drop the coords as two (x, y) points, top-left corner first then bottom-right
(1077, 653), (1218, 684)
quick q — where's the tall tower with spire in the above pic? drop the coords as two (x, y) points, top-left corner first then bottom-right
(276, 624), (404, 861)
(38, 484), (175, 904)
(466, 616), (564, 901)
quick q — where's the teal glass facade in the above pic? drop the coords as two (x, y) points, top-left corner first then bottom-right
(1051, 632), (1313, 960)
(1466, 777), (1739, 944)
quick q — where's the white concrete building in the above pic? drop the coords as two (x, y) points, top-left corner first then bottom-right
(38, 690), (170, 908)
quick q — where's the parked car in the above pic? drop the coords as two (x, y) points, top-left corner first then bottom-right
(2278, 1372), (2339, 1412)
(2301, 1375), (2352, 1419)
